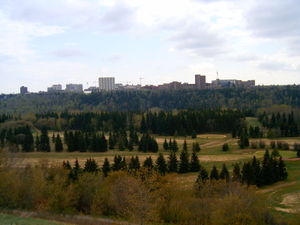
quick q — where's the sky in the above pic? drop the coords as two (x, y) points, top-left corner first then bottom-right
(0, 0), (300, 93)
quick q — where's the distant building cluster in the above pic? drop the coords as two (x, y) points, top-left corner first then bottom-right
(20, 74), (256, 94)
(143, 75), (255, 90)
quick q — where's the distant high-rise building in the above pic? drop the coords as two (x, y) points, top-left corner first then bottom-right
(47, 84), (62, 92)
(65, 84), (83, 93)
(98, 77), (115, 91)
(20, 86), (28, 95)
(195, 75), (206, 89)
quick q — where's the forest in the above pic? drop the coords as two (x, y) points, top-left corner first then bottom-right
(1, 85), (300, 113)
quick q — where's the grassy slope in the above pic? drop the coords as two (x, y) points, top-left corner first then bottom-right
(0, 213), (69, 225)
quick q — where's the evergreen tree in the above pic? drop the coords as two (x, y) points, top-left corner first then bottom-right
(222, 143), (229, 152)
(183, 140), (188, 151)
(192, 142), (201, 152)
(55, 134), (63, 152)
(112, 155), (123, 171)
(84, 158), (98, 173)
(129, 156), (140, 170)
(102, 158), (111, 177)
(168, 152), (178, 173)
(70, 159), (81, 180)
(179, 149), (189, 173)
(62, 160), (72, 170)
(251, 156), (261, 185)
(219, 164), (230, 181)
(143, 156), (154, 169)
(197, 167), (209, 183)
(190, 150), (200, 172)
(241, 162), (254, 186)
(210, 165), (219, 180)
(156, 153), (167, 175)
(40, 128), (50, 152)
(239, 128), (249, 149)
(172, 139), (178, 152)
(163, 138), (169, 151)
(108, 132), (116, 150)
(278, 157), (288, 181)
(120, 157), (127, 170)
(232, 163), (241, 182)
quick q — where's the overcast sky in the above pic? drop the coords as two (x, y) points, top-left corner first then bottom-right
(0, 0), (300, 93)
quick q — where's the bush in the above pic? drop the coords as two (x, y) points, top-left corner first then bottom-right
(222, 143), (229, 152)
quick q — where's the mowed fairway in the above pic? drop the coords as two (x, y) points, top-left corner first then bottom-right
(9, 134), (260, 167)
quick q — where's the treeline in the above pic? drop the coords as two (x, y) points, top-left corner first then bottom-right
(259, 112), (299, 137)
(35, 109), (245, 136)
(2, 85), (300, 113)
(141, 110), (244, 136)
(0, 114), (12, 123)
(0, 126), (34, 152)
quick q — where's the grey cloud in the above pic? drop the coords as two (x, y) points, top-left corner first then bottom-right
(258, 61), (296, 71)
(169, 22), (226, 57)
(1, 0), (136, 32)
(100, 5), (134, 32)
(246, 0), (300, 55)
(233, 53), (258, 62)
(247, 0), (300, 39)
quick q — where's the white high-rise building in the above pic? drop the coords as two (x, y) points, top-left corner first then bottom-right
(98, 77), (115, 91)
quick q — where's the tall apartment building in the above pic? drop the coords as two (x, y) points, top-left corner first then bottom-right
(65, 84), (83, 93)
(20, 86), (28, 95)
(195, 75), (206, 89)
(98, 77), (115, 91)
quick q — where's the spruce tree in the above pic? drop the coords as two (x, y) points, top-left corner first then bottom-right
(183, 140), (188, 151)
(278, 157), (288, 181)
(197, 167), (209, 183)
(40, 128), (50, 152)
(222, 143), (229, 152)
(192, 142), (201, 152)
(168, 152), (178, 173)
(102, 158), (111, 177)
(219, 164), (230, 181)
(120, 157), (127, 170)
(210, 165), (219, 180)
(179, 149), (189, 173)
(129, 156), (140, 170)
(156, 153), (167, 175)
(84, 158), (98, 173)
(55, 134), (63, 152)
(163, 139), (169, 151)
(112, 155), (123, 171)
(108, 132), (116, 150)
(143, 156), (154, 169)
(190, 150), (200, 172)
(172, 139), (178, 152)
(232, 163), (241, 182)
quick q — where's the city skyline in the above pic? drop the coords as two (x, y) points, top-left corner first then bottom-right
(1, 0), (300, 94)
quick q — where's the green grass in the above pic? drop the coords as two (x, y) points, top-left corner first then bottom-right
(0, 213), (67, 225)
